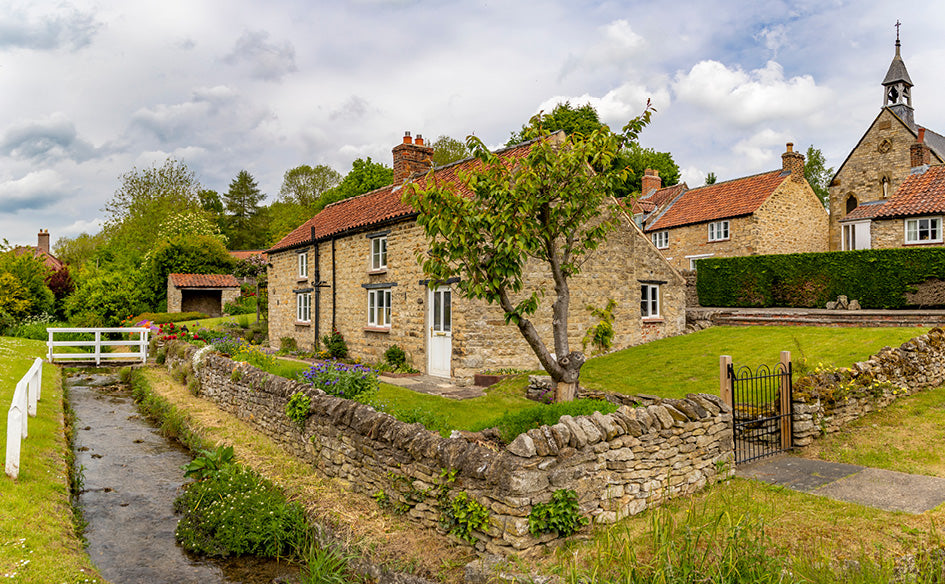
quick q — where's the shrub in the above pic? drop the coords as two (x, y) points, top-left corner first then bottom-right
(224, 299), (255, 315)
(233, 342), (274, 370)
(279, 336), (298, 353)
(582, 299), (617, 355)
(210, 333), (244, 356)
(285, 392), (312, 430)
(528, 489), (588, 537)
(174, 464), (309, 559)
(384, 345), (407, 369)
(321, 328), (348, 359)
(182, 445), (235, 481)
(300, 361), (377, 400)
(441, 491), (490, 544)
(472, 399), (618, 444)
(696, 248), (945, 309)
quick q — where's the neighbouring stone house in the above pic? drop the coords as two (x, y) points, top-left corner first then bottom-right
(639, 143), (828, 271)
(829, 34), (945, 250)
(167, 273), (241, 317)
(267, 132), (687, 382)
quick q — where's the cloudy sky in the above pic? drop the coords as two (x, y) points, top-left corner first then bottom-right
(2, 0), (944, 247)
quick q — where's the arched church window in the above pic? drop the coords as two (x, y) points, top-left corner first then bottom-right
(846, 195), (858, 214)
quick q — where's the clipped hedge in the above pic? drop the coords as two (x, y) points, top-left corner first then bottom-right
(696, 248), (945, 309)
(131, 311), (209, 324)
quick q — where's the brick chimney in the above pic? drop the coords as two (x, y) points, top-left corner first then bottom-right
(641, 168), (661, 196)
(911, 128), (931, 168)
(781, 143), (806, 182)
(37, 229), (50, 254)
(392, 131), (434, 184)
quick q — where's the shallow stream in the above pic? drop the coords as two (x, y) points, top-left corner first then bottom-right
(68, 370), (299, 584)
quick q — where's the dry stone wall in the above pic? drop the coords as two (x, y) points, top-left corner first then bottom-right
(166, 342), (734, 556)
(792, 327), (945, 445)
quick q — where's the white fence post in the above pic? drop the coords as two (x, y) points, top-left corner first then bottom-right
(5, 407), (21, 479)
(26, 359), (41, 417)
(94, 330), (101, 365)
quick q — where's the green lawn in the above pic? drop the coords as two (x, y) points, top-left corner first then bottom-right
(580, 325), (929, 399)
(0, 337), (107, 583)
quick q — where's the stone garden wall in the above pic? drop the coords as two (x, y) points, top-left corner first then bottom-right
(165, 342), (734, 556)
(792, 327), (945, 445)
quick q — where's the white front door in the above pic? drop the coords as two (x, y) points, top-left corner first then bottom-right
(427, 286), (452, 378)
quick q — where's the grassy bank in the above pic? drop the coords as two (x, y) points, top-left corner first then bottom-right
(0, 337), (107, 583)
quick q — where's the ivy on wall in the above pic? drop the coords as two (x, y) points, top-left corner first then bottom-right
(696, 248), (945, 309)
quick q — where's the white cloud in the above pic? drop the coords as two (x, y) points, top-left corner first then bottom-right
(0, 4), (100, 51)
(0, 169), (66, 212)
(534, 82), (671, 132)
(62, 217), (104, 236)
(732, 128), (793, 168)
(560, 19), (646, 79)
(673, 60), (831, 126)
(754, 24), (789, 56)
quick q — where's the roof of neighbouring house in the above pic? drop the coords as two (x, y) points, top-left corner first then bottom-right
(871, 164), (945, 219)
(229, 250), (268, 262)
(839, 199), (887, 222)
(267, 138), (541, 253)
(644, 170), (788, 232)
(169, 273), (240, 288)
(13, 246), (64, 271)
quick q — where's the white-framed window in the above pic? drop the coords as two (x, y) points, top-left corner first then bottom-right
(368, 288), (392, 327)
(641, 284), (660, 318)
(686, 253), (714, 270)
(296, 292), (311, 322)
(651, 231), (668, 249)
(708, 220), (730, 242)
(905, 217), (942, 244)
(298, 252), (308, 278)
(371, 236), (388, 271)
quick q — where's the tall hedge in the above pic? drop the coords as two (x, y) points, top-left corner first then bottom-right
(696, 248), (945, 309)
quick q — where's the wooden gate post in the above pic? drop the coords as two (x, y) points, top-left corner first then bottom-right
(779, 350), (792, 450)
(719, 355), (733, 408)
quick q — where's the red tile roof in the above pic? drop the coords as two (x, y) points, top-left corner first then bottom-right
(13, 247), (64, 271)
(229, 250), (268, 262)
(840, 200), (887, 221)
(872, 165), (945, 218)
(268, 141), (535, 253)
(641, 183), (687, 210)
(644, 170), (788, 231)
(169, 273), (240, 288)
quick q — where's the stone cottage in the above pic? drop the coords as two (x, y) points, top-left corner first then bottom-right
(640, 143), (828, 271)
(167, 273), (241, 317)
(829, 33), (945, 250)
(267, 132), (686, 382)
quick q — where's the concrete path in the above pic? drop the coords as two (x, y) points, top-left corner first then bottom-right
(378, 373), (486, 400)
(737, 456), (945, 513)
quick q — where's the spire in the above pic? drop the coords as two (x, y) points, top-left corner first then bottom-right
(882, 21), (914, 128)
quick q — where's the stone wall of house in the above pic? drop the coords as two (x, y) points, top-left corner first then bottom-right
(166, 343), (734, 556)
(828, 109), (921, 251)
(682, 270), (699, 307)
(270, 210), (687, 383)
(167, 280), (182, 313)
(653, 215), (756, 272)
(753, 178), (829, 255)
(869, 218), (945, 250)
(792, 327), (945, 445)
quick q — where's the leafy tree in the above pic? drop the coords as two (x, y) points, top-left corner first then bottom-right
(507, 101), (605, 146)
(223, 170), (267, 250)
(332, 157), (393, 200)
(0, 273), (31, 320)
(142, 234), (236, 307)
(157, 209), (228, 246)
(54, 232), (107, 270)
(804, 145), (833, 208)
(278, 164), (342, 208)
(103, 158), (202, 259)
(618, 143), (681, 197)
(46, 266), (74, 319)
(705, 172), (718, 185)
(65, 270), (146, 327)
(266, 200), (309, 247)
(431, 135), (471, 167)
(406, 105), (653, 401)
(0, 250), (54, 318)
(198, 189), (224, 215)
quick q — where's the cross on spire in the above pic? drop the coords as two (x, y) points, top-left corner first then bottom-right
(896, 20), (901, 42)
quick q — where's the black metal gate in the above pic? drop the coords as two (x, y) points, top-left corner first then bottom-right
(728, 361), (793, 464)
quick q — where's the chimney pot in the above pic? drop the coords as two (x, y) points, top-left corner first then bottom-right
(786, 142), (794, 153)
(403, 131), (412, 144)
(37, 229), (50, 254)
(415, 134), (424, 146)
(919, 128), (926, 143)
(392, 131), (434, 183)
(782, 142), (805, 182)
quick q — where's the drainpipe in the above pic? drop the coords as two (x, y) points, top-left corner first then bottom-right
(313, 241), (320, 343)
(331, 238), (337, 331)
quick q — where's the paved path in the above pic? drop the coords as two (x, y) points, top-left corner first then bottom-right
(378, 373), (486, 400)
(737, 455), (945, 513)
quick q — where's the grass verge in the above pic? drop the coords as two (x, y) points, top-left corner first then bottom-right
(136, 365), (473, 583)
(0, 337), (108, 583)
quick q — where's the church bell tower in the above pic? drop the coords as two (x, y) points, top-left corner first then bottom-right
(883, 22), (915, 129)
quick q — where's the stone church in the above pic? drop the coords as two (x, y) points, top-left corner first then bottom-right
(828, 33), (945, 250)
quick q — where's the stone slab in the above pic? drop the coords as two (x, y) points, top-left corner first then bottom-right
(737, 456), (864, 492)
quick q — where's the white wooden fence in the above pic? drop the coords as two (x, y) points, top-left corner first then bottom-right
(46, 327), (150, 365)
(5, 358), (42, 479)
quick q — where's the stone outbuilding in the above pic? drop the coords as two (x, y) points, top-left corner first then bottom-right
(829, 33), (945, 250)
(167, 273), (241, 317)
(266, 131), (687, 383)
(639, 143), (828, 271)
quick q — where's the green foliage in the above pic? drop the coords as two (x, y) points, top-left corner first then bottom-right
(174, 464), (310, 558)
(300, 361), (378, 401)
(0, 272), (31, 319)
(384, 344), (408, 369)
(142, 234), (235, 306)
(223, 169), (267, 250)
(1, 313), (72, 340)
(65, 269), (146, 326)
(507, 101), (605, 145)
(705, 171), (718, 185)
(0, 249), (54, 319)
(696, 248), (945, 309)
(618, 142), (681, 198)
(130, 311), (209, 325)
(53, 231), (107, 271)
(528, 489), (588, 537)
(158, 209), (228, 245)
(442, 491), (490, 544)
(182, 445), (235, 481)
(300, 544), (355, 584)
(279, 336), (298, 353)
(285, 392), (312, 430)
(804, 145), (834, 208)
(431, 135), (471, 167)
(582, 299), (617, 355)
(321, 328), (348, 359)
(278, 164), (342, 208)
(473, 399), (618, 444)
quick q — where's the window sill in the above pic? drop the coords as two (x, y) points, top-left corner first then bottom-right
(707, 238), (730, 243)
(904, 240), (943, 246)
(364, 326), (391, 333)
(642, 317), (664, 324)
(295, 321), (311, 327)
(297, 277), (309, 282)
(368, 268), (388, 275)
